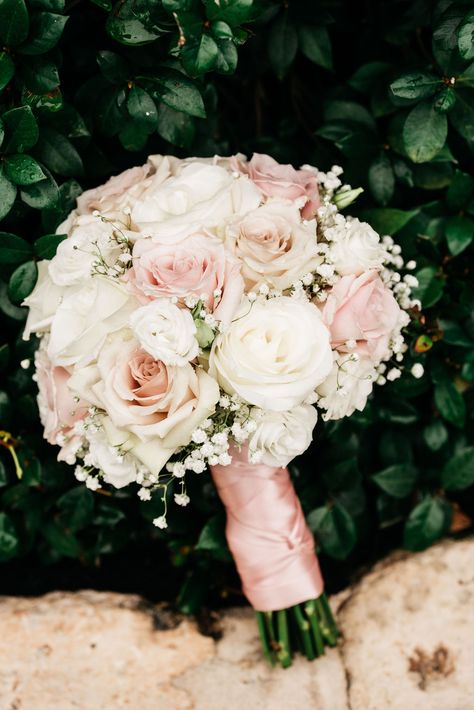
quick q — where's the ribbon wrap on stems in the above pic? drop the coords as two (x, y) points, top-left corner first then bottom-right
(210, 445), (323, 612)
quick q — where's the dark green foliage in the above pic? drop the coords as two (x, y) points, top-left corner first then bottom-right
(0, 0), (473, 606)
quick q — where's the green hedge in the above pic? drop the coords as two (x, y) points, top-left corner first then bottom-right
(0, 0), (473, 607)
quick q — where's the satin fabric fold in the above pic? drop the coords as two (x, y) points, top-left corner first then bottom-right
(210, 446), (323, 612)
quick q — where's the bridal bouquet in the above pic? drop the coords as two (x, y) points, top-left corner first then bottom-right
(24, 153), (419, 667)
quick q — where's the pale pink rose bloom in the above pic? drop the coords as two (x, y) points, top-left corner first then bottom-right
(35, 347), (87, 445)
(224, 201), (321, 291)
(90, 339), (211, 442)
(233, 153), (320, 219)
(127, 232), (244, 324)
(76, 163), (152, 215)
(321, 272), (401, 364)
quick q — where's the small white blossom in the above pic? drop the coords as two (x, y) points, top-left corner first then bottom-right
(411, 363), (424, 379)
(386, 368), (401, 381)
(153, 516), (168, 529)
(191, 428), (207, 444)
(406, 260), (417, 270)
(174, 493), (190, 507)
(86, 476), (100, 490)
(20, 359), (30, 369)
(138, 487), (151, 501)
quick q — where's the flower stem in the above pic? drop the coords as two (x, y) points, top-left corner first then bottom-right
(304, 599), (325, 657)
(292, 604), (316, 660)
(276, 609), (292, 668)
(256, 611), (275, 666)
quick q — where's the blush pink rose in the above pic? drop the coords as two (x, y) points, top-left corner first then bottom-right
(35, 346), (87, 445)
(321, 272), (401, 364)
(233, 153), (320, 219)
(76, 163), (152, 215)
(75, 336), (219, 444)
(127, 231), (244, 324)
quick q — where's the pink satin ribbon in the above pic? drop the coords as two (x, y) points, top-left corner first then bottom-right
(210, 446), (323, 612)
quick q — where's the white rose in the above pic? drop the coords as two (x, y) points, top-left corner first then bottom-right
(47, 277), (137, 366)
(131, 162), (261, 235)
(316, 354), (376, 420)
(209, 297), (333, 411)
(327, 218), (387, 276)
(249, 404), (318, 467)
(49, 215), (128, 286)
(85, 429), (138, 489)
(22, 261), (65, 340)
(130, 299), (199, 365)
(224, 201), (322, 290)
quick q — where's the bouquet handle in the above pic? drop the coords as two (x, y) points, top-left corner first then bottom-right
(210, 446), (338, 667)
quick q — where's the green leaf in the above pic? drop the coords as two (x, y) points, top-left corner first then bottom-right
(368, 152), (395, 205)
(357, 207), (418, 235)
(423, 420), (448, 452)
(372, 464), (418, 498)
(390, 71), (441, 100)
(126, 86), (157, 131)
(446, 170), (474, 211)
(106, 0), (162, 46)
(0, 458), (7, 486)
(403, 496), (451, 551)
(445, 215), (474, 255)
(156, 103), (195, 148)
(348, 61), (390, 94)
(432, 5), (465, 73)
(182, 33), (219, 76)
(411, 266), (444, 308)
(141, 70), (206, 118)
(2, 106), (39, 153)
(18, 11), (68, 54)
(195, 513), (231, 561)
(118, 121), (149, 151)
(34, 232), (66, 259)
(307, 501), (357, 560)
(204, 0), (254, 24)
(434, 86), (456, 113)
(439, 319), (473, 347)
(0, 168), (17, 219)
(0, 0), (29, 47)
(20, 55), (59, 92)
(267, 11), (298, 79)
(8, 260), (38, 303)
(4, 154), (45, 185)
(20, 167), (58, 208)
(97, 50), (129, 83)
(457, 9), (474, 60)
(298, 25), (332, 70)
(43, 521), (81, 558)
(35, 128), (83, 176)
(57, 487), (94, 531)
(0, 232), (32, 264)
(434, 380), (465, 428)
(450, 89), (474, 141)
(213, 36), (238, 75)
(442, 447), (474, 490)
(403, 101), (448, 163)
(0, 51), (15, 92)
(0, 512), (19, 561)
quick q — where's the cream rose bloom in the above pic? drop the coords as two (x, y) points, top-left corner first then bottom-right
(48, 277), (137, 367)
(130, 299), (199, 365)
(327, 218), (387, 276)
(23, 261), (65, 340)
(70, 333), (219, 475)
(249, 404), (318, 467)
(209, 297), (333, 411)
(316, 354), (376, 420)
(224, 201), (321, 290)
(131, 161), (261, 235)
(49, 215), (128, 286)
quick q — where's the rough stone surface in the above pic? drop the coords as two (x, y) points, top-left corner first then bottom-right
(0, 539), (473, 710)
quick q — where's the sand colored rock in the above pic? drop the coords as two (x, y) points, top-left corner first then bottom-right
(0, 539), (473, 709)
